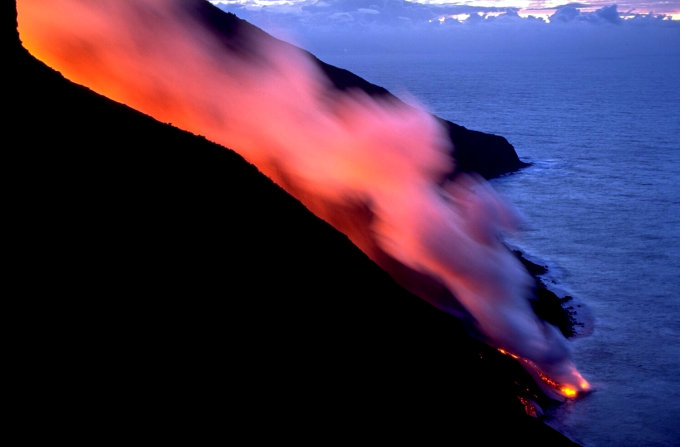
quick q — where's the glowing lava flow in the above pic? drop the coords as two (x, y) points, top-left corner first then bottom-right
(17, 0), (590, 399)
(498, 348), (590, 399)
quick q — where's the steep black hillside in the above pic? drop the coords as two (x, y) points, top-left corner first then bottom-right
(8, 2), (573, 444)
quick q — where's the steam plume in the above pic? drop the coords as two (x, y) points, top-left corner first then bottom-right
(17, 0), (589, 398)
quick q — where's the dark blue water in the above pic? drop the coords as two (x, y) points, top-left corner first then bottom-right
(315, 51), (680, 446)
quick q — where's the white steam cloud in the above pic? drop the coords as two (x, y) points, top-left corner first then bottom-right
(18, 0), (589, 397)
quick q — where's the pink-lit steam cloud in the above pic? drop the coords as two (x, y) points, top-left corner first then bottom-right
(18, 0), (589, 399)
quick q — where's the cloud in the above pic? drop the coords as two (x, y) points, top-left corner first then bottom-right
(216, 0), (529, 27)
(211, 1), (680, 57)
(550, 3), (623, 23)
(213, 0), (679, 23)
(595, 4), (622, 22)
(550, 4), (583, 22)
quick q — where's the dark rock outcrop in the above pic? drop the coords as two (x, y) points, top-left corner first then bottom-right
(8, 2), (573, 444)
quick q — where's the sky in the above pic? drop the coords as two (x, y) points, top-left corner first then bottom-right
(209, 0), (680, 56)
(210, 0), (680, 20)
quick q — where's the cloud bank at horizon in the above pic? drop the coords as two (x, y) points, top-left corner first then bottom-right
(210, 0), (680, 56)
(210, 0), (680, 21)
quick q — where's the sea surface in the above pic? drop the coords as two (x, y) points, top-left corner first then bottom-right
(314, 50), (680, 446)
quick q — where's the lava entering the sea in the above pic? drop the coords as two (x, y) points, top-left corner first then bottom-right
(17, 0), (590, 399)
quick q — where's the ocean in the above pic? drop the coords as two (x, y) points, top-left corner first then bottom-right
(312, 51), (680, 446)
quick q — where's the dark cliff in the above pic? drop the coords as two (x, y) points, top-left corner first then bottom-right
(8, 1), (573, 444)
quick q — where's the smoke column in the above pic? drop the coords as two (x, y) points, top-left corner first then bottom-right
(17, 0), (589, 399)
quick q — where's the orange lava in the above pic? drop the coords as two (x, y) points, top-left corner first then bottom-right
(498, 347), (590, 399)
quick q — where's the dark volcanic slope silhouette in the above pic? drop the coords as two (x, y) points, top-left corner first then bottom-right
(8, 2), (574, 444)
